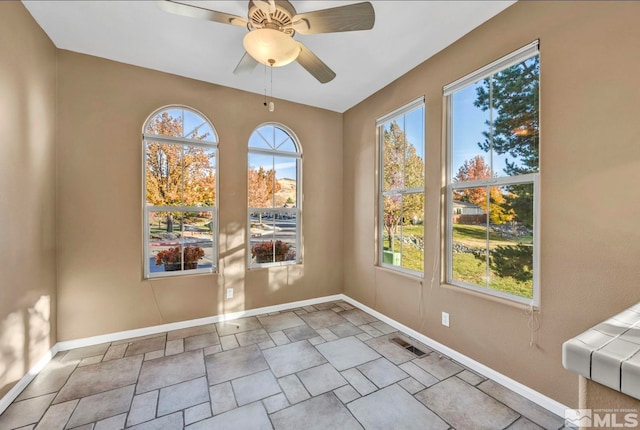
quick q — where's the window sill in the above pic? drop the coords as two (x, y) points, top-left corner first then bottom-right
(441, 282), (539, 311)
(375, 265), (424, 283)
(145, 268), (216, 280)
(249, 261), (301, 270)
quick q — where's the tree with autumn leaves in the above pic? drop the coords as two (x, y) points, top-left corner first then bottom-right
(145, 112), (216, 232)
(248, 165), (282, 224)
(146, 111), (284, 231)
(453, 155), (513, 225)
(248, 166), (281, 208)
(383, 121), (424, 252)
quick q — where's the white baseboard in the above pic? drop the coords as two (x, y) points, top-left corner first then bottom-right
(1, 292), (567, 419)
(56, 294), (343, 351)
(1, 294), (341, 414)
(0, 344), (60, 415)
(339, 295), (569, 417)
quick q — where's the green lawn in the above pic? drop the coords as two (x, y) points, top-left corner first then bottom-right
(452, 223), (533, 299)
(384, 239), (424, 272)
(452, 252), (532, 298)
(384, 224), (424, 272)
(453, 224), (531, 248)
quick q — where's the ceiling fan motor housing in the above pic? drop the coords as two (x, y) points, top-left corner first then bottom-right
(248, 0), (296, 36)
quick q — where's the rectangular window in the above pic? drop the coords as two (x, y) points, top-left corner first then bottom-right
(444, 41), (540, 305)
(377, 98), (425, 276)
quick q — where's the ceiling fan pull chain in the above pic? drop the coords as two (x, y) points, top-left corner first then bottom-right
(263, 64), (268, 108)
(269, 63), (275, 112)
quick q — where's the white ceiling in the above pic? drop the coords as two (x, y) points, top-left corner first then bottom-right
(22, 0), (515, 113)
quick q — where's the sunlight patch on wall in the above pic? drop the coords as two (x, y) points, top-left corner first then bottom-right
(0, 311), (26, 390)
(0, 296), (51, 392)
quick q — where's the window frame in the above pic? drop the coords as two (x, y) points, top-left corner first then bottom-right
(142, 105), (219, 279)
(376, 97), (426, 278)
(247, 122), (302, 269)
(443, 41), (540, 306)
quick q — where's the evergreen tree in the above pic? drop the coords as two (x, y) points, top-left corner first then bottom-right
(471, 56), (539, 285)
(474, 56), (539, 176)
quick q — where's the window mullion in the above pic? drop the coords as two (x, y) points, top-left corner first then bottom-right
(451, 173), (538, 189)
(489, 76), (494, 177)
(485, 185), (490, 288)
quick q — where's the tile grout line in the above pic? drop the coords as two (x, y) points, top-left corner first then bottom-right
(0, 295), (342, 416)
(2, 295), (567, 427)
(340, 294), (569, 418)
(9, 300), (555, 429)
(202, 330), (215, 426)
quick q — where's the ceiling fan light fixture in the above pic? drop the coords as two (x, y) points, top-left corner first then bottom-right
(243, 28), (299, 67)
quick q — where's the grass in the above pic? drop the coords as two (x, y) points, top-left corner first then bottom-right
(382, 223), (425, 272)
(453, 224), (532, 248)
(402, 224), (424, 237)
(452, 223), (533, 299)
(452, 253), (533, 298)
(149, 216), (211, 235)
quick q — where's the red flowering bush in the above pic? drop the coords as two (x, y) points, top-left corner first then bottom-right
(251, 240), (293, 263)
(155, 246), (205, 265)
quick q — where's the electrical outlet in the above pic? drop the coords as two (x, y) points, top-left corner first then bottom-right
(226, 288), (233, 299)
(441, 312), (450, 327)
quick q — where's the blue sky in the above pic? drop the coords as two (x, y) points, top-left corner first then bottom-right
(451, 81), (513, 177)
(248, 125), (298, 180)
(246, 83), (528, 183)
(164, 108), (216, 142)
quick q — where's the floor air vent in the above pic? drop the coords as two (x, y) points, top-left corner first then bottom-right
(390, 337), (427, 357)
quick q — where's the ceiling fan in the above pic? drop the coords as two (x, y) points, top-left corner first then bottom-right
(157, 0), (375, 83)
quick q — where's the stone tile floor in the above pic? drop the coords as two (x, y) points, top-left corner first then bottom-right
(0, 301), (568, 429)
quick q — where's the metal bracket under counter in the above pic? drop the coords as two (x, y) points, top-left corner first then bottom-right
(563, 302), (640, 400)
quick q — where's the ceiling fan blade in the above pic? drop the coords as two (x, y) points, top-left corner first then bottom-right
(296, 43), (335, 84)
(233, 52), (259, 75)
(292, 2), (374, 35)
(157, 1), (248, 28)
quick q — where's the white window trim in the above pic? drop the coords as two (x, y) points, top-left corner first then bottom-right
(444, 177), (540, 307)
(443, 40), (539, 96)
(143, 206), (217, 278)
(377, 97), (426, 278)
(443, 43), (540, 307)
(247, 123), (302, 269)
(142, 105), (219, 279)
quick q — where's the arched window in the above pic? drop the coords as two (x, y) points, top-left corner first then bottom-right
(248, 123), (301, 267)
(143, 106), (218, 278)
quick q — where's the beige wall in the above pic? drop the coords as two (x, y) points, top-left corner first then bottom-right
(343, 1), (640, 407)
(55, 51), (343, 341)
(4, 0), (640, 410)
(580, 377), (640, 413)
(0, 3), (57, 397)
